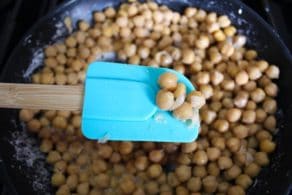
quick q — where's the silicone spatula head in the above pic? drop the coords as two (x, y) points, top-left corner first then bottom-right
(81, 62), (200, 143)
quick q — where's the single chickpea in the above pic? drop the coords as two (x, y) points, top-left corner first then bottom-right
(227, 185), (245, 195)
(226, 137), (240, 152)
(224, 165), (242, 180)
(40, 139), (53, 153)
(263, 98), (277, 114)
(212, 117), (229, 131)
(235, 70), (249, 85)
(226, 108), (242, 122)
(243, 81), (257, 92)
(214, 30), (226, 42)
(149, 149), (164, 163)
(158, 72), (178, 90)
(265, 65), (280, 79)
(251, 88), (266, 103)
(175, 165), (192, 182)
(244, 49), (257, 60)
(19, 109), (34, 122)
(65, 36), (77, 48)
(242, 110), (256, 124)
(187, 177), (201, 192)
(147, 164), (162, 178)
(256, 60), (269, 72)
(27, 119), (41, 133)
(181, 142), (198, 153)
(77, 182), (89, 195)
(78, 21), (90, 31)
(218, 15), (231, 27)
(145, 181), (159, 194)
(208, 162), (220, 176)
(210, 71), (224, 86)
(218, 156), (233, 170)
(119, 142), (133, 155)
(156, 90), (175, 110)
(244, 163), (261, 178)
(260, 139), (276, 153)
(218, 181), (230, 193)
(221, 80), (235, 91)
(195, 35), (210, 49)
(47, 150), (61, 164)
(174, 83), (186, 98)
(264, 115), (277, 132)
(173, 102), (193, 120)
(224, 26), (237, 37)
(192, 150), (208, 165)
(193, 165), (207, 178)
(135, 156), (148, 171)
(264, 82), (278, 97)
(232, 125), (249, 139)
(182, 48), (195, 64)
(200, 84), (214, 99)
(119, 176), (136, 194)
(234, 91), (249, 108)
(187, 91), (206, 109)
(254, 152), (270, 166)
(206, 147), (221, 161)
(202, 175), (218, 193)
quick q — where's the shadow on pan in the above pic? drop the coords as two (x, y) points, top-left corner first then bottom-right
(0, 0), (292, 194)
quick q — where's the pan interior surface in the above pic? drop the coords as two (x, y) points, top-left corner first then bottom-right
(0, 0), (292, 194)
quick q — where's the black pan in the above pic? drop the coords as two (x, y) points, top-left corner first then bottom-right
(1, 0), (292, 194)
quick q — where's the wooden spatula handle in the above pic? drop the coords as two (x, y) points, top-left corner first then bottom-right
(0, 83), (83, 111)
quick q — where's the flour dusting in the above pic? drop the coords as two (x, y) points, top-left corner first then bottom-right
(9, 121), (50, 193)
(23, 48), (44, 78)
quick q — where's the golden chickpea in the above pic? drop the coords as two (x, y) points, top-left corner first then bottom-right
(97, 144), (113, 159)
(247, 66), (262, 80)
(260, 139), (276, 153)
(56, 185), (70, 195)
(227, 185), (245, 195)
(145, 181), (159, 195)
(235, 70), (249, 85)
(244, 49), (257, 60)
(51, 172), (66, 186)
(218, 156), (233, 170)
(251, 88), (266, 103)
(135, 156), (148, 171)
(263, 98), (277, 114)
(40, 139), (53, 153)
(232, 125), (249, 139)
(192, 150), (208, 165)
(226, 137), (240, 152)
(55, 74), (67, 85)
(256, 60), (269, 72)
(225, 108), (241, 122)
(187, 91), (206, 109)
(173, 83), (186, 99)
(214, 30), (226, 42)
(149, 149), (164, 163)
(265, 65), (280, 79)
(182, 48), (195, 64)
(200, 84), (213, 99)
(235, 174), (252, 189)
(40, 72), (54, 84)
(264, 115), (277, 132)
(206, 147), (221, 161)
(181, 142), (198, 153)
(156, 90), (175, 110)
(186, 177), (201, 192)
(119, 176), (136, 194)
(173, 102), (193, 120)
(158, 72), (178, 90)
(244, 163), (261, 178)
(27, 119), (41, 133)
(77, 182), (89, 195)
(218, 181), (230, 193)
(195, 35), (210, 49)
(254, 152), (270, 166)
(52, 116), (67, 129)
(147, 164), (162, 178)
(196, 71), (210, 85)
(119, 142), (133, 155)
(175, 165), (192, 182)
(213, 119), (229, 133)
(66, 174), (78, 190)
(225, 165), (242, 180)
(264, 82), (278, 97)
(19, 109), (34, 122)
(242, 110), (256, 124)
(44, 57), (58, 68)
(202, 175), (218, 193)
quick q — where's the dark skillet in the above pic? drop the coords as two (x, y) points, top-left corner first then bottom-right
(0, 0), (292, 194)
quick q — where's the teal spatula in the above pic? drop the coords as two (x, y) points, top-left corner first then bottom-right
(0, 62), (200, 142)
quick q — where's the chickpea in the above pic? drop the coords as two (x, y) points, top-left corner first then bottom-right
(226, 137), (240, 152)
(244, 49), (257, 60)
(218, 181), (230, 193)
(225, 108), (241, 122)
(149, 149), (164, 163)
(66, 174), (78, 190)
(192, 150), (208, 165)
(181, 142), (198, 153)
(254, 152), (270, 166)
(173, 102), (193, 120)
(51, 173), (66, 186)
(119, 142), (133, 155)
(265, 65), (280, 79)
(97, 144), (113, 159)
(182, 48), (195, 64)
(200, 84), (213, 99)
(175, 165), (192, 182)
(147, 164), (162, 178)
(167, 172), (180, 187)
(40, 139), (53, 153)
(186, 177), (201, 192)
(235, 71), (249, 85)
(187, 91), (206, 109)
(260, 139), (276, 153)
(134, 156), (148, 170)
(213, 119), (229, 133)
(27, 119), (41, 133)
(158, 72), (178, 90)
(195, 35), (210, 49)
(77, 182), (89, 195)
(263, 98), (277, 114)
(251, 88), (266, 103)
(264, 82), (278, 97)
(218, 156), (233, 170)
(206, 147), (221, 161)
(19, 109), (34, 122)
(156, 90), (175, 110)
(242, 110), (256, 124)
(225, 165), (242, 180)
(227, 185), (245, 195)
(244, 163), (261, 178)
(202, 175), (218, 193)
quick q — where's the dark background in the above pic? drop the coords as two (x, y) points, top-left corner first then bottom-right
(0, 0), (292, 194)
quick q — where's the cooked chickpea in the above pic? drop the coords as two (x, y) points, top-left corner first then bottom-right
(244, 163), (261, 178)
(235, 71), (249, 85)
(156, 90), (175, 110)
(149, 149), (164, 163)
(226, 108), (241, 122)
(265, 65), (280, 79)
(173, 102), (193, 120)
(192, 150), (208, 165)
(227, 185), (245, 195)
(226, 137), (240, 152)
(264, 82), (278, 97)
(158, 72), (178, 90)
(175, 165), (192, 182)
(182, 48), (195, 64)
(218, 156), (233, 170)
(119, 142), (133, 155)
(263, 98), (277, 114)
(187, 91), (206, 109)
(206, 147), (221, 161)
(242, 110), (256, 124)
(202, 175), (218, 193)
(147, 164), (162, 178)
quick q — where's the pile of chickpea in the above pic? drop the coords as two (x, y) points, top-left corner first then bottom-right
(19, 1), (280, 195)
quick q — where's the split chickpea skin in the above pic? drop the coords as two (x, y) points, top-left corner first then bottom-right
(18, 2), (280, 195)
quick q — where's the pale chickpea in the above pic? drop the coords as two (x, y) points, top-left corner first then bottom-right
(156, 90), (175, 110)
(182, 48), (195, 64)
(264, 82), (278, 97)
(226, 108), (242, 122)
(200, 84), (213, 99)
(256, 60), (269, 72)
(187, 91), (206, 109)
(263, 98), (277, 114)
(251, 88), (266, 103)
(174, 83), (186, 98)
(158, 72), (178, 90)
(173, 102), (193, 120)
(195, 35), (210, 49)
(235, 70), (249, 85)
(196, 71), (210, 85)
(265, 65), (280, 79)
